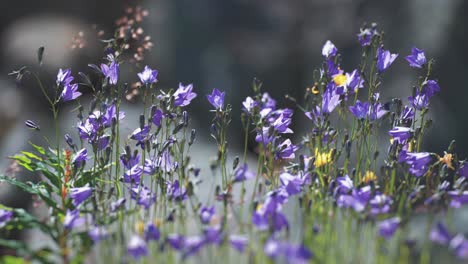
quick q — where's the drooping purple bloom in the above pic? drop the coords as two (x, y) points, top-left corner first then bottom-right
(127, 235), (148, 259)
(321, 85), (341, 114)
(346, 69), (364, 92)
(450, 234), (468, 260)
(423, 80), (440, 98)
(335, 175), (354, 194)
(144, 222), (160, 241)
(369, 193), (393, 215)
(252, 192), (289, 232)
(405, 47), (426, 68)
(152, 109), (163, 127)
(242, 96), (257, 113)
(123, 165), (143, 184)
(389, 127), (412, 144)
(182, 235), (205, 258)
(69, 186), (93, 206)
(349, 100), (369, 119)
(120, 152), (141, 170)
(276, 139), (299, 160)
(130, 126), (150, 142)
(459, 162), (468, 178)
(63, 210), (86, 230)
(0, 209), (13, 228)
(280, 172), (310, 196)
(56, 68), (73, 86)
(448, 191), (468, 208)
(166, 180), (187, 201)
(229, 235), (248, 252)
(377, 47), (398, 72)
(102, 104), (125, 128)
(271, 114), (293, 134)
(322, 40), (337, 58)
(206, 88), (225, 110)
(173, 83), (197, 107)
(357, 28), (375, 46)
(399, 151), (432, 177)
(72, 148), (87, 167)
(261, 93), (277, 110)
(130, 185), (156, 209)
(254, 127), (274, 145)
(100, 58), (119, 85)
(368, 102), (388, 120)
(97, 135), (110, 151)
(199, 205), (215, 224)
(167, 234), (185, 250)
(110, 198), (126, 212)
(408, 92), (429, 110)
(233, 163), (255, 182)
(61, 83), (82, 102)
(264, 239), (313, 263)
(25, 120), (40, 130)
(430, 222), (452, 245)
(138, 66), (158, 84)
(400, 106), (415, 123)
(88, 226), (109, 242)
(203, 226), (223, 245)
(378, 217), (400, 239)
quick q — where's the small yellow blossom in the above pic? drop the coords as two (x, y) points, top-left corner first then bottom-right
(440, 152), (455, 170)
(333, 74), (347, 87)
(314, 148), (333, 168)
(311, 86), (320, 95)
(135, 221), (145, 235)
(361, 171), (377, 184)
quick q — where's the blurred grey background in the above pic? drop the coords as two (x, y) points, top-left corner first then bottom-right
(0, 0), (467, 208)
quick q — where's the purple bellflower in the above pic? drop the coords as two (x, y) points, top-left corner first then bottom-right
(138, 66), (158, 84)
(130, 185), (156, 209)
(69, 186), (93, 206)
(378, 217), (400, 239)
(389, 127), (412, 144)
(322, 40), (337, 58)
(100, 56), (119, 85)
(349, 100), (369, 119)
(229, 235), (249, 252)
(405, 47), (426, 68)
(276, 139), (299, 160)
(233, 163), (255, 182)
(199, 205), (215, 224)
(206, 88), (225, 110)
(127, 235), (148, 259)
(377, 47), (398, 72)
(0, 209), (13, 228)
(72, 148), (87, 167)
(61, 83), (81, 102)
(173, 83), (197, 107)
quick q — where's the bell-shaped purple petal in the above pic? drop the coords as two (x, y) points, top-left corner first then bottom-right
(377, 47), (398, 72)
(206, 88), (225, 110)
(138, 66), (158, 84)
(405, 47), (426, 68)
(69, 186), (93, 206)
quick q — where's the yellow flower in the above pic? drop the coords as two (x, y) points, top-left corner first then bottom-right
(135, 221), (145, 235)
(333, 74), (347, 87)
(314, 148), (333, 168)
(439, 152), (455, 170)
(361, 171), (377, 184)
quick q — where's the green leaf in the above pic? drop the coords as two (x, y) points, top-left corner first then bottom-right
(21, 151), (42, 161)
(35, 163), (61, 189)
(0, 255), (29, 264)
(29, 142), (46, 155)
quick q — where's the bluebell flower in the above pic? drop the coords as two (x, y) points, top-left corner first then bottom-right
(144, 222), (160, 241)
(399, 151), (432, 177)
(400, 106), (415, 123)
(233, 163), (255, 182)
(368, 102), (388, 120)
(199, 205), (215, 224)
(450, 234), (468, 260)
(173, 83), (197, 107)
(152, 109), (163, 127)
(335, 175), (354, 194)
(349, 100), (369, 119)
(369, 193), (393, 215)
(448, 191), (468, 208)
(229, 235), (248, 252)
(261, 92), (277, 110)
(56, 68), (73, 86)
(242, 96), (257, 114)
(138, 66), (158, 84)
(322, 40), (337, 58)
(206, 88), (225, 110)
(276, 139), (299, 160)
(100, 56), (119, 85)
(279, 172), (310, 196)
(72, 148), (87, 167)
(130, 185), (156, 209)
(408, 92), (429, 110)
(389, 127), (412, 144)
(459, 162), (468, 178)
(0, 209), (13, 228)
(64, 210), (87, 230)
(357, 27), (376, 46)
(110, 198), (126, 212)
(61, 83), (81, 102)
(430, 222), (452, 245)
(378, 217), (400, 239)
(69, 186), (93, 206)
(166, 180), (187, 201)
(321, 85), (341, 114)
(271, 114), (293, 134)
(127, 235), (148, 259)
(405, 47), (426, 68)
(123, 165), (143, 184)
(88, 226), (108, 242)
(377, 47), (398, 72)
(422, 80), (440, 98)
